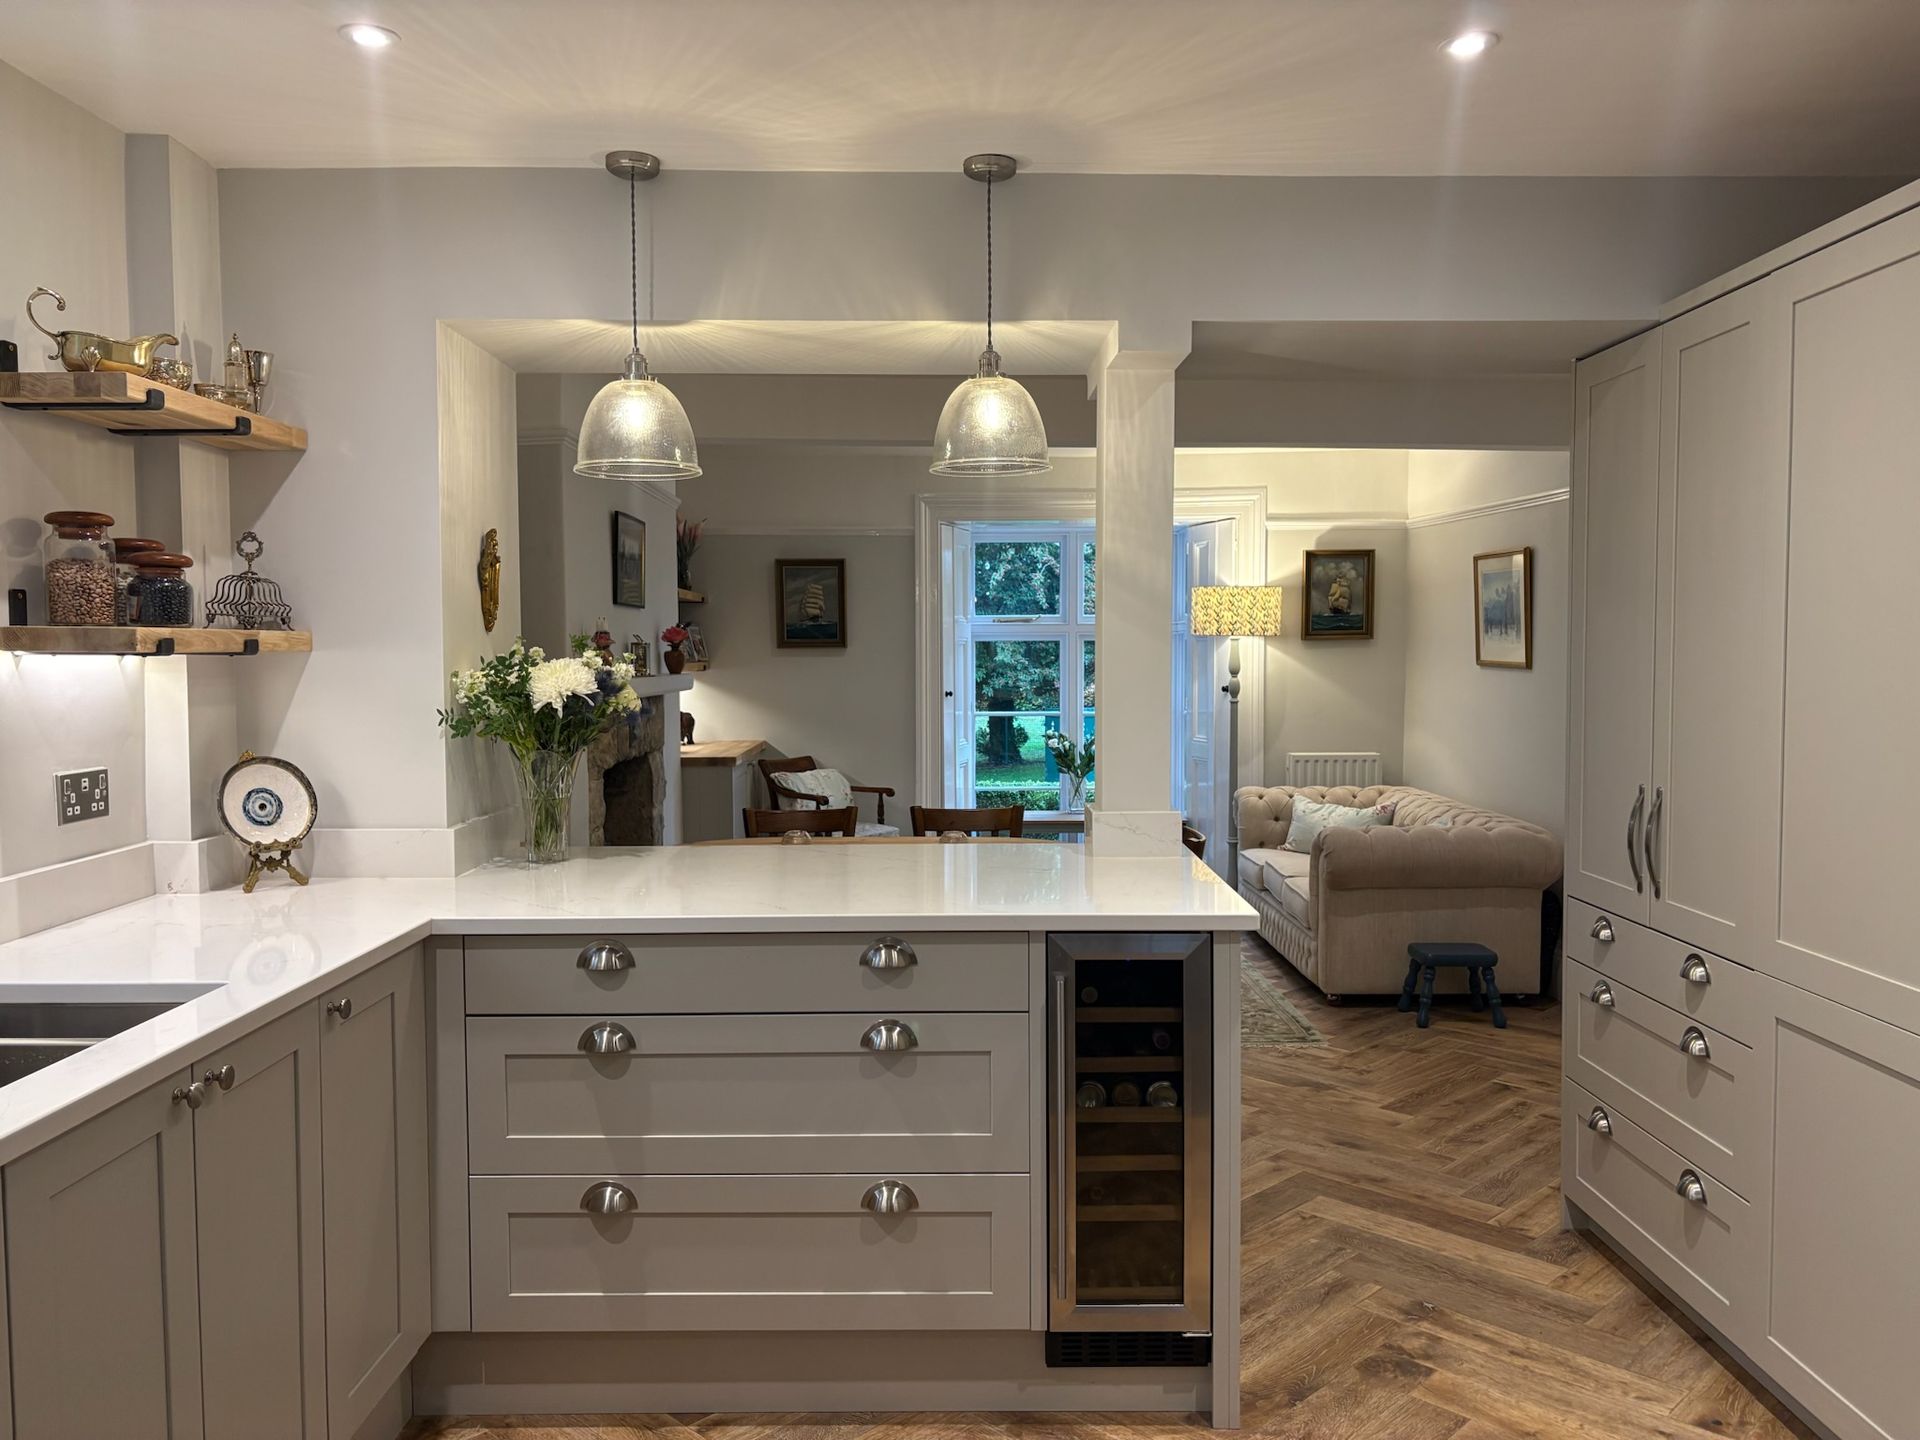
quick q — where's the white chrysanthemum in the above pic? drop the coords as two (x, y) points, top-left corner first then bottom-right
(527, 657), (597, 713)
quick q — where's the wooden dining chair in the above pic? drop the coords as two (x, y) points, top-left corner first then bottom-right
(908, 805), (1026, 838)
(742, 806), (859, 838)
(758, 755), (896, 828)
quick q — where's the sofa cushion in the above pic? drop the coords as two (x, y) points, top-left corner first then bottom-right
(1238, 847), (1286, 891)
(1259, 851), (1311, 898)
(1282, 797), (1397, 853)
(1279, 874), (1313, 927)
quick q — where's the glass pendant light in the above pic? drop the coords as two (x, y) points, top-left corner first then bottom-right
(576, 150), (701, 482)
(931, 153), (1050, 476)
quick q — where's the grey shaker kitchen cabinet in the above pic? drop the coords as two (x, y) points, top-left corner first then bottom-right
(192, 1005), (328, 1440)
(4, 1068), (205, 1440)
(318, 946), (430, 1440)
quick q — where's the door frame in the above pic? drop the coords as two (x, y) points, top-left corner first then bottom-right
(914, 486), (1267, 817)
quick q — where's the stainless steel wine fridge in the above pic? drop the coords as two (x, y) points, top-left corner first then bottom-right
(1047, 932), (1213, 1341)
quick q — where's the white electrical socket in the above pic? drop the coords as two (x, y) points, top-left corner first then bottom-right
(55, 767), (110, 824)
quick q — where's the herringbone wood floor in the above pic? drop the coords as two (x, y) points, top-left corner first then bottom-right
(409, 938), (1808, 1440)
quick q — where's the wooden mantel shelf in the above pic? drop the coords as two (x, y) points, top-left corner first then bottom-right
(680, 740), (768, 767)
(0, 372), (308, 453)
(1, 627), (313, 657)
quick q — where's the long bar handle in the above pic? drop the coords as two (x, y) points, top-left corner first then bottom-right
(1626, 785), (1646, 894)
(1645, 786), (1665, 900)
(1052, 969), (1070, 1304)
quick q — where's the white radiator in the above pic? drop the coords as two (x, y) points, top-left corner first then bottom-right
(1284, 752), (1383, 789)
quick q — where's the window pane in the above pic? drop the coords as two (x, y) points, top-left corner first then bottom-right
(974, 540), (1062, 616)
(1081, 639), (1095, 709)
(1081, 541), (1096, 616)
(974, 714), (1058, 807)
(974, 639), (1060, 712)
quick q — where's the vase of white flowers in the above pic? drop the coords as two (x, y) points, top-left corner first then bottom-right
(440, 637), (643, 864)
(1044, 730), (1095, 813)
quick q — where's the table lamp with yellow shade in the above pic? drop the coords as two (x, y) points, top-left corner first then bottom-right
(1189, 585), (1283, 876)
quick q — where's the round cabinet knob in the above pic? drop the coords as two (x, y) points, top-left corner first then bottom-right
(1590, 916), (1616, 944)
(1680, 955), (1712, 986)
(1588, 981), (1615, 1009)
(325, 997), (353, 1021)
(203, 1064), (236, 1092)
(579, 1181), (637, 1216)
(578, 1021), (636, 1055)
(1586, 1107), (1613, 1136)
(860, 1018), (919, 1053)
(172, 1080), (207, 1110)
(861, 1179), (918, 1216)
(1676, 1170), (1708, 1206)
(1681, 1026), (1712, 1060)
(577, 940), (634, 973)
(860, 936), (918, 971)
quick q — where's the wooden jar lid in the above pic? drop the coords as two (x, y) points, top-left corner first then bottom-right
(113, 537), (166, 557)
(43, 510), (115, 533)
(134, 552), (195, 572)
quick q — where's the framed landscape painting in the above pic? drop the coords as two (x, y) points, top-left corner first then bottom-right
(610, 510), (646, 609)
(775, 558), (847, 648)
(1302, 549), (1374, 640)
(1474, 546), (1532, 669)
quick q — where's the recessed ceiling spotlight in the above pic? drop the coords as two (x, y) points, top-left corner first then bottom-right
(339, 22), (399, 49)
(1442, 29), (1499, 60)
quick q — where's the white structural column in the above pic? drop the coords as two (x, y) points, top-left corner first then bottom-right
(1091, 354), (1182, 854)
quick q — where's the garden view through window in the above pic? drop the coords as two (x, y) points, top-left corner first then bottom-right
(970, 529), (1096, 811)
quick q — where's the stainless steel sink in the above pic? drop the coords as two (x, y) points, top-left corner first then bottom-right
(0, 1001), (187, 1087)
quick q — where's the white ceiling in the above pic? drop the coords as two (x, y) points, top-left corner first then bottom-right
(5, 0), (1919, 175)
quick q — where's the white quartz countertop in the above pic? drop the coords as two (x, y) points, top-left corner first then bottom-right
(0, 845), (1252, 1165)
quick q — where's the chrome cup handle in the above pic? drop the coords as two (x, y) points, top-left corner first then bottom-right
(861, 1179), (918, 1216)
(1680, 955), (1711, 986)
(577, 940), (634, 973)
(1681, 1026), (1711, 1060)
(860, 936), (918, 970)
(1590, 916), (1615, 943)
(861, 1018), (919, 1052)
(578, 1021), (636, 1055)
(1677, 1170), (1708, 1206)
(580, 1181), (637, 1216)
(1586, 1107), (1613, 1136)
(1588, 981), (1615, 1009)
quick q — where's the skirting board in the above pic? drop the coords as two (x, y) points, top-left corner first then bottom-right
(411, 1331), (1213, 1421)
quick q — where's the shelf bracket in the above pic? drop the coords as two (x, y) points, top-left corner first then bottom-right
(151, 637), (176, 657)
(10, 387), (256, 439)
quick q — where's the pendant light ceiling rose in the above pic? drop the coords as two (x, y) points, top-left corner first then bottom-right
(574, 147), (701, 483)
(930, 152), (1050, 476)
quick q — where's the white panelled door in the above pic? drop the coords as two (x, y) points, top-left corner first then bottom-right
(1177, 521), (1230, 872)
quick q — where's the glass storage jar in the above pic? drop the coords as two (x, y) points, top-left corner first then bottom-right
(111, 537), (165, 624)
(128, 552), (195, 627)
(41, 511), (117, 626)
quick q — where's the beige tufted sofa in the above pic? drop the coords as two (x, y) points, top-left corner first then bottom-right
(1235, 785), (1563, 1000)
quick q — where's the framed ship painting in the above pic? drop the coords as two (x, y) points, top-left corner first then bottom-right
(610, 510), (647, 609)
(1302, 548), (1374, 640)
(775, 558), (847, 648)
(1473, 546), (1533, 669)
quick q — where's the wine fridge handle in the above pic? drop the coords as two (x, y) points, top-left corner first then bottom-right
(1053, 969), (1070, 1304)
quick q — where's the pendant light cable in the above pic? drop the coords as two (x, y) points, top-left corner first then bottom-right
(627, 169), (640, 357)
(985, 173), (994, 356)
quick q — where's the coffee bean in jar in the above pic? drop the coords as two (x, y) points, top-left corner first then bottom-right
(128, 552), (195, 627)
(42, 511), (117, 626)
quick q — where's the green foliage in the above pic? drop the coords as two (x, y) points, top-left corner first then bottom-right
(1044, 730), (1095, 780)
(974, 540), (1061, 616)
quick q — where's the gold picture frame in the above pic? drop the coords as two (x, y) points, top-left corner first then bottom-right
(1473, 546), (1533, 669)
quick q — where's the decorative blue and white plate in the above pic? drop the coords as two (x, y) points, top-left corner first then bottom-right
(217, 753), (317, 848)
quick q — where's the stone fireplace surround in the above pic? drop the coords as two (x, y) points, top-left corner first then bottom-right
(584, 699), (666, 847)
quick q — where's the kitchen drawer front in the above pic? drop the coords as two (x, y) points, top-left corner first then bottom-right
(1565, 959), (1758, 1197)
(464, 931), (1029, 1015)
(469, 1173), (1030, 1332)
(1565, 901), (1760, 1042)
(467, 1012), (1030, 1175)
(1563, 1079), (1752, 1329)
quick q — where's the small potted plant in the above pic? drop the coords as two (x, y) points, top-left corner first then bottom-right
(440, 638), (643, 864)
(1044, 730), (1095, 812)
(675, 518), (703, 592)
(661, 623), (690, 674)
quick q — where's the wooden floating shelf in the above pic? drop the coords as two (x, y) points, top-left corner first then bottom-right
(1, 627), (313, 657)
(681, 660), (710, 672)
(1075, 1056), (1182, 1073)
(1076, 1107), (1183, 1124)
(1076, 1154), (1181, 1173)
(677, 588), (706, 604)
(0, 372), (308, 453)
(1077, 1205), (1182, 1223)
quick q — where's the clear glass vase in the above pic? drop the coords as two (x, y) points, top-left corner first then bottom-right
(1065, 775), (1088, 813)
(513, 748), (580, 864)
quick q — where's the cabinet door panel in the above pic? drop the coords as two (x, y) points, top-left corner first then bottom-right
(1569, 332), (1660, 921)
(1760, 978), (1920, 1440)
(1650, 286), (1784, 960)
(320, 947), (430, 1440)
(1763, 206), (1920, 1032)
(4, 1072), (203, 1440)
(193, 1006), (326, 1440)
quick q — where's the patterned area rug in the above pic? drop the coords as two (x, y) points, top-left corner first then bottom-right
(1241, 943), (1324, 1047)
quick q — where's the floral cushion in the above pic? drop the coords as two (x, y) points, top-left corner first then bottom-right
(1281, 797), (1397, 854)
(774, 767), (853, 812)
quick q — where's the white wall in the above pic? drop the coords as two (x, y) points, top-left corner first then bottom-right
(1402, 450), (1571, 834)
(0, 62), (146, 878)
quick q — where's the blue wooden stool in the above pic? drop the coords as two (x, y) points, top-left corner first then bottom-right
(1399, 942), (1504, 1029)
